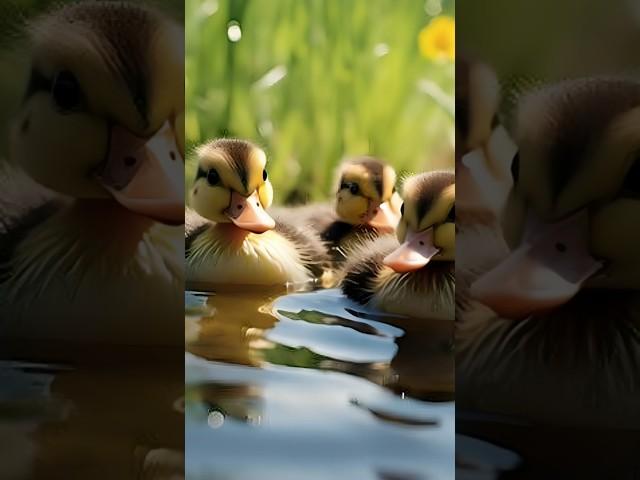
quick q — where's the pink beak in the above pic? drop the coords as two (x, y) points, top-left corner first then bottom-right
(470, 209), (603, 319)
(383, 228), (440, 273)
(224, 190), (276, 234)
(365, 200), (400, 232)
(94, 121), (184, 225)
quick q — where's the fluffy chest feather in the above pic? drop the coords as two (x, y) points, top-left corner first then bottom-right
(0, 206), (183, 345)
(187, 225), (312, 287)
(373, 265), (455, 320)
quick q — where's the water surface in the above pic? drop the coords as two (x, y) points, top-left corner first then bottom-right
(185, 288), (455, 480)
(0, 352), (184, 480)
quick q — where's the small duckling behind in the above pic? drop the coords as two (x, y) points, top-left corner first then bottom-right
(186, 139), (328, 289)
(341, 171), (455, 320)
(283, 157), (402, 262)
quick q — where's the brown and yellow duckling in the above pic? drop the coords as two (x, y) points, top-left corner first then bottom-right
(285, 157), (402, 262)
(341, 171), (455, 320)
(0, 2), (184, 345)
(186, 139), (328, 289)
(458, 77), (640, 426)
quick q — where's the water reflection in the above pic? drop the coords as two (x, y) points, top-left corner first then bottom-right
(185, 288), (454, 479)
(0, 353), (184, 479)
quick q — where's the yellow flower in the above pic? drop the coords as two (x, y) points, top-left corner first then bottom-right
(419, 16), (455, 62)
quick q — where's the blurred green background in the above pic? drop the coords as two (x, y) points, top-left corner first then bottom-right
(458, 0), (640, 130)
(186, 0), (455, 204)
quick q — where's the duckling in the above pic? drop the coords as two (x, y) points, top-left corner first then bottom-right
(341, 171), (455, 320)
(456, 56), (516, 217)
(279, 157), (402, 262)
(458, 77), (640, 426)
(186, 139), (328, 289)
(0, 2), (184, 345)
(455, 56), (514, 315)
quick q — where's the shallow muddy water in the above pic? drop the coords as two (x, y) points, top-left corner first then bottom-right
(185, 288), (455, 480)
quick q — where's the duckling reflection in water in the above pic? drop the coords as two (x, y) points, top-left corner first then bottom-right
(341, 171), (455, 320)
(186, 291), (279, 367)
(459, 77), (640, 427)
(0, 2), (184, 346)
(186, 139), (328, 289)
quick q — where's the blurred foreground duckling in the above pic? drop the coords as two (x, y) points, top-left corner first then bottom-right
(186, 139), (327, 289)
(459, 77), (640, 426)
(0, 2), (184, 345)
(456, 56), (516, 217)
(341, 171), (455, 320)
(470, 77), (640, 320)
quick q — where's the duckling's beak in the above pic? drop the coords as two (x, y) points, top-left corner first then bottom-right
(365, 201), (400, 232)
(225, 190), (275, 234)
(94, 121), (184, 225)
(470, 210), (604, 319)
(384, 228), (439, 273)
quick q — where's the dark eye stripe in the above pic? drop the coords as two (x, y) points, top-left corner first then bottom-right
(446, 205), (455, 222)
(24, 69), (52, 102)
(195, 167), (207, 181)
(195, 167), (220, 186)
(511, 152), (520, 183)
(623, 159), (640, 194)
(339, 181), (360, 195)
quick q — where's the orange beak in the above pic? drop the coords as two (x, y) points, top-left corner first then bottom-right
(94, 121), (184, 225)
(224, 190), (275, 234)
(470, 210), (603, 319)
(384, 228), (440, 273)
(365, 200), (400, 232)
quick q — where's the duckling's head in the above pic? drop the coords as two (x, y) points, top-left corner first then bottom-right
(384, 171), (455, 273)
(334, 157), (402, 232)
(11, 2), (184, 224)
(189, 139), (275, 234)
(471, 77), (640, 319)
(455, 56), (500, 157)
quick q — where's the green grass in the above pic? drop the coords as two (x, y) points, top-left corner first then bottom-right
(186, 0), (455, 204)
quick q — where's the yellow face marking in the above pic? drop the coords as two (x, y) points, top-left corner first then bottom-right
(397, 182), (455, 259)
(380, 165), (397, 200)
(340, 165), (381, 201)
(338, 163), (396, 202)
(417, 184), (455, 231)
(196, 144), (267, 195)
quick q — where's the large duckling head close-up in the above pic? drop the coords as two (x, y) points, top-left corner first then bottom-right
(471, 77), (640, 319)
(334, 157), (402, 232)
(189, 138), (276, 235)
(384, 171), (455, 273)
(10, 2), (184, 224)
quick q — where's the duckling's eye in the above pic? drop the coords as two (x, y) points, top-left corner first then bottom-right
(206, 169), (220, 186)
(623, 160), (640, 194)
(446, 206), (455, 223)
(400, 203), (405, 216)
(51, 70), (82, 112)
(511, 152), (520, 183)
(263, 169), (268, 181)
(349, 183), (359, 195)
